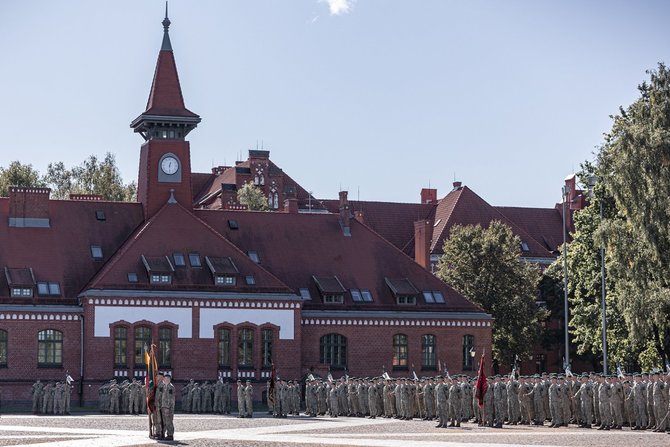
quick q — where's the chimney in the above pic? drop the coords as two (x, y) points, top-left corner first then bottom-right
(8, 187), (51, 228)
(420, 188), (437, 204)
(284, 198), (299, 214)
(414, 220), (433, 270)
(339, 191), (351, 236)
(452, 181), (462, 191)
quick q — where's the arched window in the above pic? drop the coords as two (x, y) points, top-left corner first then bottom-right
(114, 326), (127, 368)
(238, 328), (254, 367)
(463, 334), (475, 371)
(134, 326), (152, 366)
(218, 328), (231, 367)
(392, 334), (408, 368)
(319, 333), (347, 367)
(262, 328), (273, 367)
(0, 329), (7, 367)
(159, 327), (172, 368)
(259, 175), (265, 186)
(273, 193), (279, 209)
(37, 329), (63, 367)
(421, 334), (436, 369)
(254, 175), (259, 185)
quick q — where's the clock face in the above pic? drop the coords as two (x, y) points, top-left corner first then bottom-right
(161, 156), (179, 175)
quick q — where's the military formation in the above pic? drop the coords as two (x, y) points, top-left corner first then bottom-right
(30, 379), (72, 415)
(180, 378), (234, 414)
(98, 378), (147, 414)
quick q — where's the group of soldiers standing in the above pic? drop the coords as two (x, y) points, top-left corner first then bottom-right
(181, 378), (233, 414)
(31, 379), (72, 415)
(98, 378), (147, 414)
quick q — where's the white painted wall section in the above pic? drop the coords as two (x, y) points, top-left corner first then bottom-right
(94, 306), (193, 338)
(199, 309), (294, 340)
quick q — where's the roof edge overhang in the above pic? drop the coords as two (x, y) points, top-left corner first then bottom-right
(0, 304), (82, 313)
(130, 113), (201, 129)
(79, 289), (301, 301)
(301, 310), (494, 320)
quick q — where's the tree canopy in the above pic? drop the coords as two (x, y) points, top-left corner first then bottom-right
(237, 181), (269, 211)
(436, 220), (547, 369)
(0, 161), (45, 196)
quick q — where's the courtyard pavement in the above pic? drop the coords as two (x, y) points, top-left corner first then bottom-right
(0, 414), (667, 447)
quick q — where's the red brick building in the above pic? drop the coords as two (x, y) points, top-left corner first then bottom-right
(0, 13), (492, 406)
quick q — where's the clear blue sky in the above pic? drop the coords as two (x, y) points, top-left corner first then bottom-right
(1, 0), (668, 207)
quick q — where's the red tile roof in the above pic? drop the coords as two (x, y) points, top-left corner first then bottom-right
(495, 206), (565, 253)
(321, 200), (435, 257)
(143, 50), (199, 118)
(0, 198), (144, 303)
(86, 202), (292, 294)
(196, 209), (483, 313)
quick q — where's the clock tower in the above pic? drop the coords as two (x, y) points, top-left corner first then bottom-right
(131, 7), (201, 219)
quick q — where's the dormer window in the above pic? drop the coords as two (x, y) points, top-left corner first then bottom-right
(37, 282), (61, 297)
(5, 267), (36, 298)
(313, 275), (346, 304)
(299, 288), (312, 300)
(188, 253), (201, 267)
(245, 276), (256, 285)
(385, 278), (419, 306)
(11, 287), (32, 297)
(247, 251), (260, 263)
(173, 253), (186, 267)
(521, 241), (530, 252)
(351, 288), (374, 303)
(142, 255), (175, 285)
(206, 256), (239, 286)
(127, 273), (138, 283)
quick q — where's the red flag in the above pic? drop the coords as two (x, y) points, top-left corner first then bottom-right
(474, 353), (488, 408)
(145, 344), (158, 413)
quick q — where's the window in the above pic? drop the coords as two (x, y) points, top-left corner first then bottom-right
(228, 220), (239, 230)
(127, 273), (138, 283)
(361, 290), (373, 302)
(238, 328), (254, 367)
(397, 296), (416, 305)
(421, 334), (437, 369)
(150, 275), (170, 284)
(159, 327), (172, 368)
(37, 282), (60, 297)
(463, 335), (475, 371)
(351, 289), (362, 302)
(173, 253), (186, 267)
(134, 326), (152, 366)
(188, 253), (201, 267)
(247, 251), (260, 263)
(323, 294), (344, 304)
(245, 276), (256, 285)
(216, 276), (236, 286)
(0, 330), (7, 367)
(91, 245), (103, 259)
(392, 334), (408, 368)
(521, 241), (530, 252)
(95, 210), (106, 221)
(218, 328), (231, 367)
(262, 329), (273, 367)
(38, 330), (63, 367)
(319, 333), (347, 367)
(422, 291), (445, 304)
(114, 327), (127, 367)
(299, 288), (312, 300)
(11, 287), (33, 297)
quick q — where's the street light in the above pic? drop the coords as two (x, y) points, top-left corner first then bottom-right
(562, 184), (570, 370)
(588, 175), (607, 375)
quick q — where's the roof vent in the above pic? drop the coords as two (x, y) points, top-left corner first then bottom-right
(452, 181), (462, 191)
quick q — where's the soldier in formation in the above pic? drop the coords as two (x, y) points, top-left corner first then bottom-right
(31, 379), (72, 415)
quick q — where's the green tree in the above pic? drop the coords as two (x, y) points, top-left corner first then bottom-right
(596, 63), (670, 366)
(44, 153), (136, 201)
(436, 220), (547, 368)
(237, 181), (269, 211)
(0, 161), (45, 196)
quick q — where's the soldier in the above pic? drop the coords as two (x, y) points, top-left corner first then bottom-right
(574, 374), (593, 428)
(359, 379), (370, 417)
(493, 376), (506, 428)
(223, 379), (232, 414)
(31, 380), (43, 414)
(245, 380), (254, 417)
(151, 372), (164, 439)
(448, 377), (463, 427)
(531, 375), (545, 425)
(506, 374), (519, 425)
(548, 375), (562, 428)
(652, 372), (667, 432)
(631, 373), (648, 429)
(518, 376), (533, 425)
(610, 376), (624, 429)
(109, 380), (121, 415)
(483, 377), (494, 427)
(328, 379), (338, 417)
(597, 375), (611, 430)
(191, 382), (202, 414)
(435, 376), (448, 428)
(368, 378), (379, 418)
(236, 380), (245, 417)
(424, 377), (435, 420)
(159, 373), (175, 441)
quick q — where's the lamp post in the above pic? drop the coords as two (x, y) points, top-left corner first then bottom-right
(562, 185), (570, 370)
(588, 175), (607, 375)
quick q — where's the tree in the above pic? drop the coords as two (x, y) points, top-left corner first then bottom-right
(0, 161), (45, 196)
(44, 153), (136, 201)
(237, 181), (269, 211)
(436, 220), (547, 368)
(595, 63), (670, 367)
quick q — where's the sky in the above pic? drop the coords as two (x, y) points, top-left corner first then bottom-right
(1, 0), (669, 207)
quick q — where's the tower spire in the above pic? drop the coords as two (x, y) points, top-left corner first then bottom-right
(161, 2), (172, 51)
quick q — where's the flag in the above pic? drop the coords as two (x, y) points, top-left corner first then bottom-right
(383, 372), (391, 380)
(327, 372), (334, 383)
(474, 353), (488, 408)
(268, 363), (276, 406)
(65, 372), (74, 385)
(144, 344), (158, 413)
(616, 364), (625, 379)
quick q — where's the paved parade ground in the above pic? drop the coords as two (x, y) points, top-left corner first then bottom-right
(0, 414), (668, 447)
